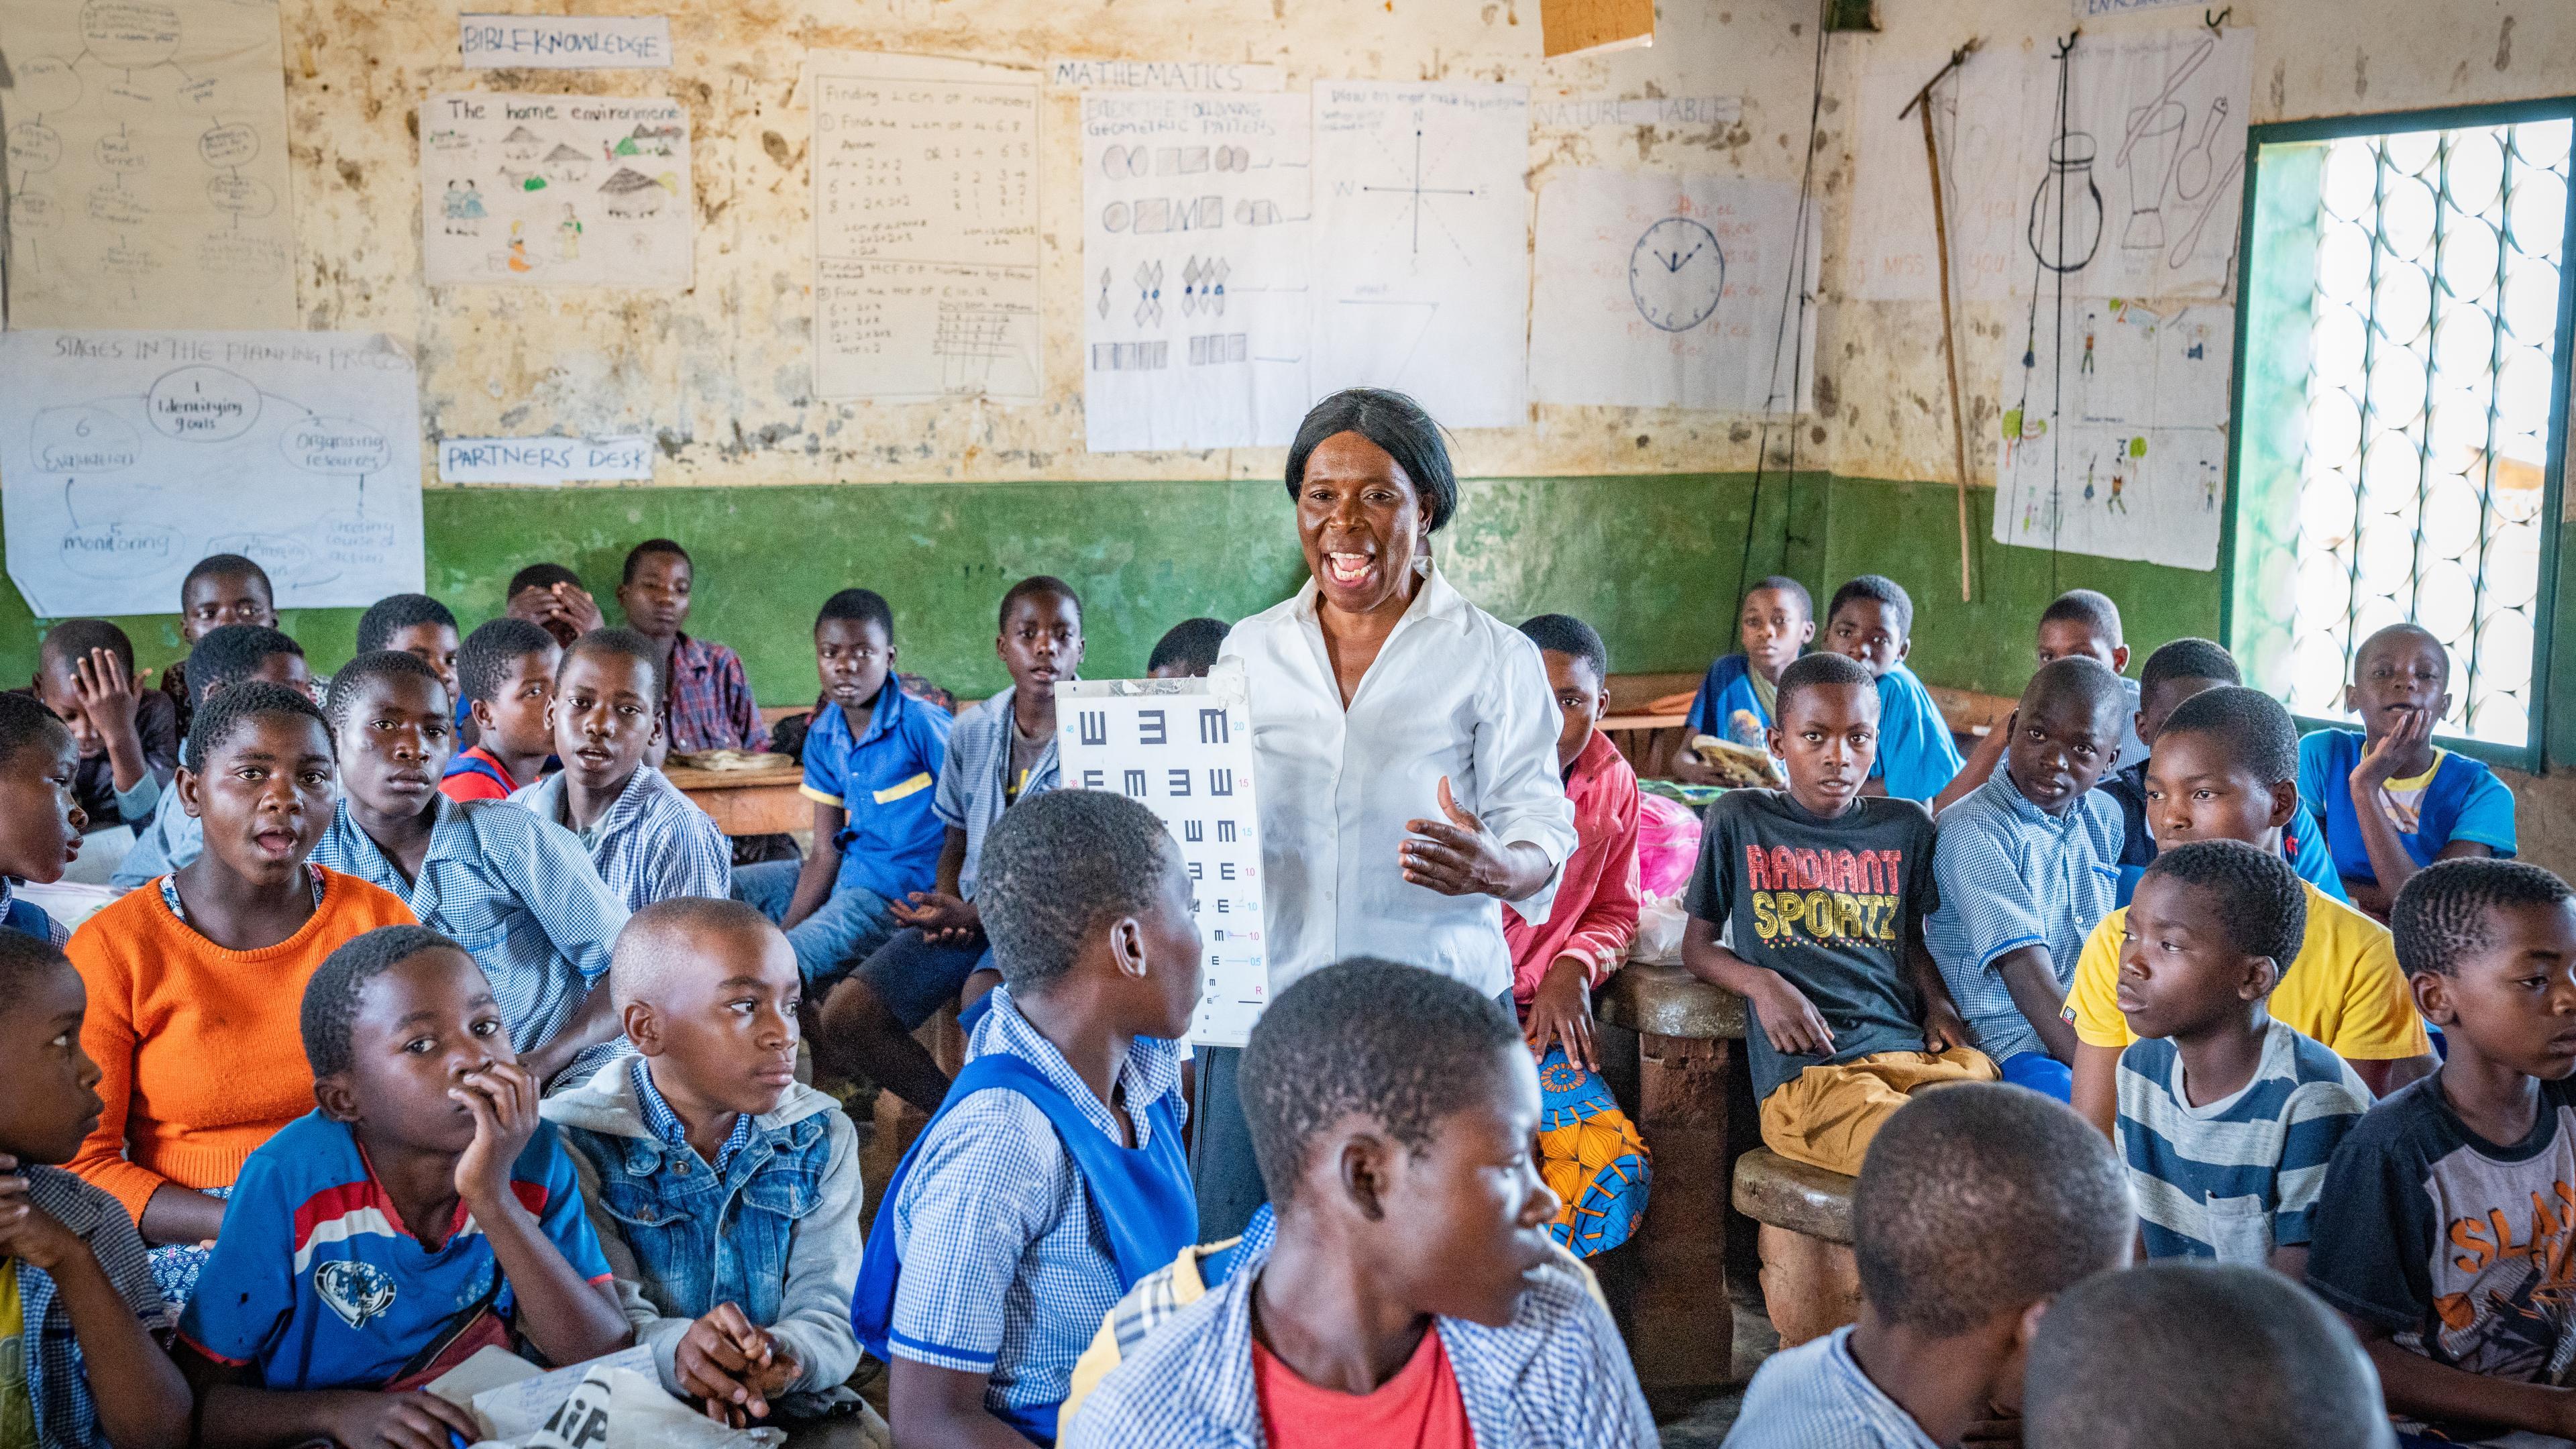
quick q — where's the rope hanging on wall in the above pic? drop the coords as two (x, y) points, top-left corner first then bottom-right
(1733, 0), (1833, 606)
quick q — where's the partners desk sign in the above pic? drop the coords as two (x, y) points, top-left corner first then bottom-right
(1055, 664), (1269, 1048)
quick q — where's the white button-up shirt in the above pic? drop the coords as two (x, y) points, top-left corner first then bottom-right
(1222, 564), (1579, 998)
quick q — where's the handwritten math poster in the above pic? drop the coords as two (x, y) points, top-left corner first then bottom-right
(1056, 665), (1271, 1048)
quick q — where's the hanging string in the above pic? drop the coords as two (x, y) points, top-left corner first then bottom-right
(1734, 0), (1833, 604)
(2044, 31), (2080, 596)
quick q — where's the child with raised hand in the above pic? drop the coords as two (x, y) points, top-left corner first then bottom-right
(1926, 657), (2129, 1100)
(2300, 623), (2516, 918)
(1722, 1083), (2133, 1448)
(616, 539), (769, 755)
(1676, 575), (1814, 778)
(2065, 686), (2434, 1136)
(2094, 637), (2348, 904)
(355, 594), (462, 705)
(2025, 1263), (2396, 1449)
(177, 926), (631, 1449)
(0, 930), (191, 1449)
(2112, 841), (2371, 1271)
(735, 588), (951, 995)
(2308, 859), (2576, 1443)
(820, 575), (1081, 1111)
(30, 619), (178, 839)
(161, 554), (279, 738)
(1682, 651), (1991, 1177)
(1066, 958), (1656, 1449)
(444, 618), (560, 802)
(511, 628), (731, 912)
(504, 561), (604, 650)
(68, 684), (414, 1310)
(314, 652), (629, 1089)
(1822, 575), (1963, 806)
(1144, 616), (1228, 680)
(851, 788), (1197, 1448)
(543, 900), (867, 1433)
(0, 692), (91, 943)
(1508, 614), (1640, 1071)
(111, 624), (316, 892)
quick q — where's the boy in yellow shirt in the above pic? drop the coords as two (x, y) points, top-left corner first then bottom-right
(2067, 686), (2436, 1136)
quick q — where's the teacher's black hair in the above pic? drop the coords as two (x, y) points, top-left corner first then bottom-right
(1284, 388), (1459, 534)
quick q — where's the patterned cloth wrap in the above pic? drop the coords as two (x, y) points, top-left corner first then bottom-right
(1534, 1047), (1650, 1257)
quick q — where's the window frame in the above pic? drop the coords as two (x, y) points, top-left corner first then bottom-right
(2217, 95), (2576, 774)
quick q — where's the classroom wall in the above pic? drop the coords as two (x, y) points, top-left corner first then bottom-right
(3, 0), (2571, 857)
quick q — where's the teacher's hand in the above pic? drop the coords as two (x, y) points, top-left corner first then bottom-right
(1402, 777), (1551, 901)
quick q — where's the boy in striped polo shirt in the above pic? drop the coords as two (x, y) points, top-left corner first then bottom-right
(2112, 841), (2372, 1273)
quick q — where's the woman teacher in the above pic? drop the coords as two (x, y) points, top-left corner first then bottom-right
(1201, 387), (1578, 1235)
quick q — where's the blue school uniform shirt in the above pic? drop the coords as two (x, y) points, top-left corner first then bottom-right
(1925, 768), (2123, 1063)
(801, 686), (955, 904)
(177, 1112), (612, 1391)
(0, 878), (67, 946)
(1684, 654), (1773, 749)
(1868, 662), (1964, 804)
(2297, 730), (2517, 887)
(1719, 1326), (1937, 1449)
(935, 688), (1062, 900)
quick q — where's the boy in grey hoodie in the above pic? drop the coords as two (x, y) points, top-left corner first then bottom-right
(541, 900), (868, 1430)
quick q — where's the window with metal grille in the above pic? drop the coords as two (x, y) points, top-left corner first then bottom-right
(2224, 100), (2575, 765)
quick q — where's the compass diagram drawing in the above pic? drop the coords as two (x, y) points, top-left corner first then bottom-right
(1358, 125), (1487, 260)
(1628, 217), (1725, 333)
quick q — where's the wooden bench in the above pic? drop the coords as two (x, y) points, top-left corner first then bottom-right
(1593, 960), (1748, 1395)
(1731, 1148), (1862, 1348)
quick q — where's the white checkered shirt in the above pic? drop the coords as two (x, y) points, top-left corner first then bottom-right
(512, 764), (731, 913)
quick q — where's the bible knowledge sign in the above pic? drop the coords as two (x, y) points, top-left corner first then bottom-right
(1056, 663), (1269, 1046)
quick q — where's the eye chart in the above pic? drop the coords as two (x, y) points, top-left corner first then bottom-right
(1056, 663), (1270, 1047)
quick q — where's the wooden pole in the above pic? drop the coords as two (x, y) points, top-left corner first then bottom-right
(1904, 40), (1980, 602)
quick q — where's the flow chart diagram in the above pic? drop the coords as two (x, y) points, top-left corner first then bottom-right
(2, 0), (297, 327)
(0, 329), (425, 615)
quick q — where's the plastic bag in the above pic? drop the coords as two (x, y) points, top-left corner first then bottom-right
(1632, 893), (1689, 965)
(1635, 793), (1703, 900)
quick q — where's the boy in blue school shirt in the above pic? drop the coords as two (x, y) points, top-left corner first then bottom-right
(734, 589), (951, 995)
(851, 789), (1198, 1449)
(177, 927), (631, 1449)
(2298, 622), (2516, 918)
(1823, 575), (1963, 804)
(1065, 959), (1656, 1449)
(0, 694), (88, 945)
(2096, 637), (2350, 907)
(1674, 576), (1812, 783)
(1721, 1085), (2133, 1449)
(313, 653), (630, 1091)
(1925, 658), (2129, 1102)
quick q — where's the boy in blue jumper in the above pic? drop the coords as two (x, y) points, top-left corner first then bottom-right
(544, 900), (867, 1432)
(1926, 657), (2129, 1101)
(735, 589), (951, 995)
(1676, 576), (1813, 781)
(0, 930), (190, 1449)
(177, 926), (631, 1449)
(2299, 623), (2516, 918)
(853, 788), (1198, 1449)
(1066, 959), (1655, 1449)
(1824, 576), (1963, 805)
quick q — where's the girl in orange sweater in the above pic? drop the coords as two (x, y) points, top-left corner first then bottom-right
(67, 682), (415, 1308)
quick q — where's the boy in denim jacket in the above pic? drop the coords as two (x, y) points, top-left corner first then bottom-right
(543, 900), (866, 1430)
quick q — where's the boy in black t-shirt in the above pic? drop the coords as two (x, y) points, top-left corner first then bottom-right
(2308, 857), (2576, 1442)
(1680, 651), (1990, 1177)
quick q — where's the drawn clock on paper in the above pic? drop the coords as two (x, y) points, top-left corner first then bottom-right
(1628, 217), (1726, 333)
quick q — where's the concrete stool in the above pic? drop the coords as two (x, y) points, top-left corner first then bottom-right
(1593, 960), (1746, 1394)
(1731, 1148), (1861, 1348)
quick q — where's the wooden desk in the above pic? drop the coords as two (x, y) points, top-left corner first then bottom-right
(663, 762), (808, 837)
(1601, 710), (1691, 780)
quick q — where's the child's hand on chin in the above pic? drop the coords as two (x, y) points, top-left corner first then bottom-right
(448, 1060), (539, 1209)
(321, 1388), (480, 1449)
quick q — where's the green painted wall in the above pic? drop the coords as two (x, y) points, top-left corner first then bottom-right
(0, 472), (2237, 712)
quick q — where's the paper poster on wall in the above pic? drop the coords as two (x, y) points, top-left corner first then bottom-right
(1, 0), (297, 328)
(1530, 169), (1817, 413)
(1992, 300), (2231, 570)
(419, 93), (692, 288)
(1849, 28), (2253, 303)
(1081, 90), (1310, 452)
(810, 51), (1041, 405)
(1055, 667), (1271, 1048)
(0, 329), (425, 615)
(1309, 80), (1530, 429)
